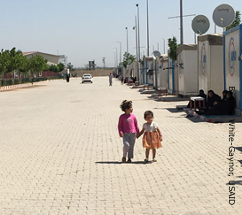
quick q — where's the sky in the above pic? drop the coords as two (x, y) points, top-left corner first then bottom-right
(1, 0), (242, 68)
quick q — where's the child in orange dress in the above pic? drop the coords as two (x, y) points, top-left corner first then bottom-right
(137, 110), (162, 163)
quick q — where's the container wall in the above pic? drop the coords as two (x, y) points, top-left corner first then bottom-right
(198, 40), (210, 94)
(158, 61), (168, 89)
(224, 26), (241, 111)
(147, 61), (154, 85)
(178, 52), (185, 94)
(168, 57), (174, 92)
(180, 50), (198, 95)
(210, 45), (224, 96)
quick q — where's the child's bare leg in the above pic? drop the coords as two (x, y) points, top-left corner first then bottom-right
(152, 149), (156, 161)
(145, 148), (150, 159)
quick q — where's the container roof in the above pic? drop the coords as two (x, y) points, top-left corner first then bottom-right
(23, 51), (60, 58)
(177, 44), (197, 55)
(198, 33), (223, 45)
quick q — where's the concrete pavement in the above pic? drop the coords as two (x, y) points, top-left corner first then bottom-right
(0, 77), (242, 215)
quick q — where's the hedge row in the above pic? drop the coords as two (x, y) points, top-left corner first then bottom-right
(0, 77), (62, 87)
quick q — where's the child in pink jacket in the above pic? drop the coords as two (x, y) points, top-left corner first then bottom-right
(118, 100), (139, 163)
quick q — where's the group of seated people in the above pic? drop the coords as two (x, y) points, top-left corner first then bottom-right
(188, 89), (236, 115)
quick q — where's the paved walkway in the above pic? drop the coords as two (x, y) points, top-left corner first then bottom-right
(0, 77), (242, 215)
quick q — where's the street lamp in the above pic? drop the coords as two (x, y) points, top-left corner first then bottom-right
(136, 4), (140, 60)
(116, 41), (122, 65)
(125, 27), (128, 53)
(146, 0), (150, 56)
(112, 47), (118, 67)
(163, 38), (165, 54)
(180, 0), (184, 45)
(133, 18), (138, 62)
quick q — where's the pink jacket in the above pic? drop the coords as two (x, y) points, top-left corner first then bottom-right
(118, 113), (139, 135)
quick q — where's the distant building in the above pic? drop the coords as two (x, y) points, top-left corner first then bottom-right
(23, 51), (60, 65)
(88, 61), (95, 70)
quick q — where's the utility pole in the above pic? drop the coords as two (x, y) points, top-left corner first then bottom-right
(102, 57), (106, 68)
(125, 27), (129, 53)
(136, 4), (140, 60)
(168, 0), (195, 45)
(146, 0), (150, 56)
(180, 0), (183, 45)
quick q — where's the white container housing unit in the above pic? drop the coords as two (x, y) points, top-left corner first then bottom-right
(142, 56), (154, 86)
(155, 54), (168, 89)
(223, 24), (242, 115)
(198, 34), (224, 96)
(177, 44), (198, 96)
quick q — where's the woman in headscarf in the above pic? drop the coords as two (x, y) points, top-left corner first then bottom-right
(206, 90), (221, 109)
(220, 91), (236, 115)
(200, 91), (236, 115)
(196, 90), (221, 115)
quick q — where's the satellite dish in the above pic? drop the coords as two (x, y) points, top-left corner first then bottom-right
(213, 4), (235, 27)
(192, 15), (210, 35)
(152, 50), (161, 59)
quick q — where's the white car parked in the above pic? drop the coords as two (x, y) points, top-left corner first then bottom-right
(82, 74), (93, 83)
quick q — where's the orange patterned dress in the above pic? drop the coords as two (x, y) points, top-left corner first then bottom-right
(142, 122), (162, 149)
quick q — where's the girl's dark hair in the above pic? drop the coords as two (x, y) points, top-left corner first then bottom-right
(120, 100), (132, 112)
(144, 110), (153, 118)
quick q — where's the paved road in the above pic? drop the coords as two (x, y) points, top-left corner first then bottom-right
(0, 77), (242, 215)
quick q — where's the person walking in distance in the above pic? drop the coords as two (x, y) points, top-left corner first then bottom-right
(118, 100), (139, 163)
(137, 110), (162, 163)
(109, 73), (113, 86)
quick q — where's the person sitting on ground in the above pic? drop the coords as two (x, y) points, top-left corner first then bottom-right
(222, 90), (228, 101)
(207, 90), (221, 108)
(197, 91), (235, 115)
(187, 89), (206, 108)
(128, 77), (133, 83)
(220, 91), (236, 115)
(196, 90), (221, 115)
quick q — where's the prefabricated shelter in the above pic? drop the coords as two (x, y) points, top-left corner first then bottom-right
(124, 64), (133, 79)
(198, 34), (223, 96)
(132, 61), (140, 82)
(167, 53), (178, 94)
(223, 24), (242, 115)
(177, 44), (198, 96)
(155, 54), (168, 89)
(142, 56), (154, 86)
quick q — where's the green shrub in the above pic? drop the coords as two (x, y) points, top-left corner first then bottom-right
(14, 79), (21, 85)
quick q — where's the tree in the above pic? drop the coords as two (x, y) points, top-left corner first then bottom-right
(122, 52), (136, 68)
(27, 55), (48, 74)
(0, 49), (11, 75)
(67, 62), (74, 71)
(48, 64), (58, 72)
(9, 48), (27, 74)
(168, 37), (178, 61)
(57, 62), (65, 72)
(226, 11), (241, 30)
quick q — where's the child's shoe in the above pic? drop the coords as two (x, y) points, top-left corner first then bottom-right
(126, 158), (132, 163)
(152, 158), (157, 162)
(144, 158), (148, 163)
(122, 157), (126, 163)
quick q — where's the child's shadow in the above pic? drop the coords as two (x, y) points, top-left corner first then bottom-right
(95, 161), (147, 165)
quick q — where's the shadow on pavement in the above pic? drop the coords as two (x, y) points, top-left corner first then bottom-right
(164, 108), (185, 113)
(95, 161), (146, 164)
(226, 180), (242, 185)
(235, 147), (242, 153)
